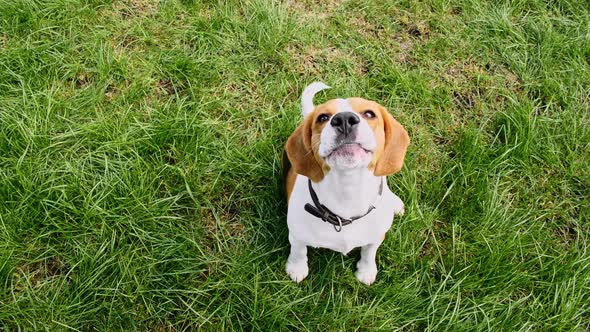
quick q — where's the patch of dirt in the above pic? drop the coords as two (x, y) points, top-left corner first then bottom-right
(432, 133), (452, 147)
(439, 61), (491, 114)
(350, 16), (387, 40)
(112, 34), (141, 57)
(555, 223), (578, 250)
(104, 83), (120, 102)
(217, 80), (262, 109)
(201, 204), (246, 251)
(418, 226), (447, 259)
(451, 6), (463, 15)
(163, 145), (178, 166)
(440, 60), (527, 121)
(192, 204), (248, 281)
(489, 65), (523, 93)
(453, 91), (476, 110)
(389, 34), (418, 64)
(285, 44), (368, 76)
(395, 14), (431, 40)
(14, 256), (66, 291)
(418, 238), (431, 258)
(443, 61), (486, 85)
(156, 78), (176, 97)
(294, 45), (323, 75)
(406, 22), (429, 38)
(0, 34), (7, 48)
(75, 72), (91, 88)
(396, 38), (415, 64)
(350, 15), (431, 65)
(112, 0), (158, 18)
(504, 70), (521, 87)
(286, 0), (342, 21)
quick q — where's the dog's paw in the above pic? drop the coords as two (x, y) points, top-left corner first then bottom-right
(392, 195), (405, 216)
(355, 265), (378, 285)
(286, 261), (309, 283)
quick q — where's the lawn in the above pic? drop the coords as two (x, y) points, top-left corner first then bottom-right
(1, 0), (589, 330)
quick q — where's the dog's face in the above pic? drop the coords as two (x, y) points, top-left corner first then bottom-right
(286, 98), (409, 182)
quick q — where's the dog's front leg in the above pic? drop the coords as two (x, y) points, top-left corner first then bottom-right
(355, 242), (381, 285)
(286, 235), (309, 282)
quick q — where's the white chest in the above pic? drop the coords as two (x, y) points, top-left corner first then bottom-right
(287, 175), (402, 254)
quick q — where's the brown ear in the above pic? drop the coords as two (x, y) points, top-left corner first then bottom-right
(374, 108), (409, 176)
(285, 116), (324, 182)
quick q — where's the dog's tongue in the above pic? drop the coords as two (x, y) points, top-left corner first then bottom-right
(333, 144), (367, 158)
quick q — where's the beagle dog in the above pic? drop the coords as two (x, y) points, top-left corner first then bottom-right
(283, 82), (409, 285)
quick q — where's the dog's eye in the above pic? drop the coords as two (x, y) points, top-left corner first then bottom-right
(362, 110), (376, 119)
(316, 114), (330, 123)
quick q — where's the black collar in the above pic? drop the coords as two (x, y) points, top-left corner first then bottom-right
(304, 178), (384, 232)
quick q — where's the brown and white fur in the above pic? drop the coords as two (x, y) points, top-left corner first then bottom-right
(283, 82), (409, 285)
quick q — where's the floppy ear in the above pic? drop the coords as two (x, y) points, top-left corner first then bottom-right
(374, 108), (410, 176)
(285, 116), (324, 182)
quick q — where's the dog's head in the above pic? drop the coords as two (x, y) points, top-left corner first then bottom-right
(286, 83), (410, 182)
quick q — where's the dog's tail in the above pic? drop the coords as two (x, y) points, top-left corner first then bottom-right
(301, 82), (330, 117)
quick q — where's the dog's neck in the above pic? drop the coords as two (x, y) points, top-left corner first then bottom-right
(311, 167), (383, 218)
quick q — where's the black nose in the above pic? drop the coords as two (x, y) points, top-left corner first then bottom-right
(330, 112), (360, 136)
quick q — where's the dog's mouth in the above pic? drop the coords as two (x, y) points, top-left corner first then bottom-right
(327, 143), (372, 159)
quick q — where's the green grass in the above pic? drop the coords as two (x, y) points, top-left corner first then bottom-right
(1, 0), (589, 330)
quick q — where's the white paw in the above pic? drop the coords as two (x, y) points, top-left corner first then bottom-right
(286, 261), (309, 283)
(396, 207), (405, 216)
(355, 265), (378, 285)
(392, 195), (405, 216)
